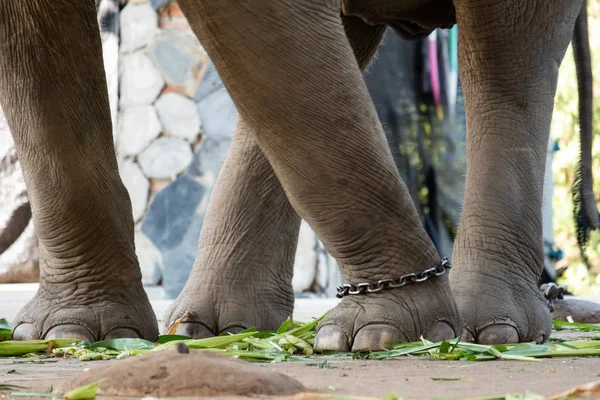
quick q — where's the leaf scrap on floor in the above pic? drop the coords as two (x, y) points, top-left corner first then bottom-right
(1, 314), (600, 364)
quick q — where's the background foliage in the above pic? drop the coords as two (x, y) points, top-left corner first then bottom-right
(553, 0), (600, 294)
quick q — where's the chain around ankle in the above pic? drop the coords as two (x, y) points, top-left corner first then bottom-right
(336, 258), (452, 299)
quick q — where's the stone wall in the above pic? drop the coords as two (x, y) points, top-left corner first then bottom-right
(114, 1), (339, 298)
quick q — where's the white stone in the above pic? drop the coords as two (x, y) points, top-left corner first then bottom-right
(292, 220), (318, 293)
(134, 229), (162, 286)
(196, 90), (238, 139)
(118, 159), (150, 222)
(120, 3), (158, 53)
(117, 106), (162, 156)
(120, 52), (164, 108)
(155, 92), (201, 142)
(101, 33), (119, 143)
(138, 137), (193, 179)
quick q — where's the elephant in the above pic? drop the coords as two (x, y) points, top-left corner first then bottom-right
(2, 0), (597, 351)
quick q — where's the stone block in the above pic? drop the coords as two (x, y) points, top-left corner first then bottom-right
(147, 29), (208, 97)
(138, 137), (193, 180)
(292, 220), (317, 293)
(157, 3), (191, 31)
(150, 0), (167, 10)
(120, 2), (158, 53)
(135, 229), (162, 286)
(117, 105), (162, 156)
(196, 89), (238, 139)
(141, 138), (231, 298)
(155, 92), (201, 142)
(120, 52), (165, 108)
(118, 159), (150, 223)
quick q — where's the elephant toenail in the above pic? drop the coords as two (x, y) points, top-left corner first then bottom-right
(45, 324), (95, 342)
(460, 328), (475, 342)
(176, 343), (190, 354)
(13, 324), (40, 341)
(534, 333), (547, 344)
(423, 322), (456, 342)
(477, 324), (519, 344)
(218, 325), (246, 335)
(314, 325), (350, 352)
(103, 328), (140, 340)
(174, 322), (214, 339)
(352, 324), (407, 352)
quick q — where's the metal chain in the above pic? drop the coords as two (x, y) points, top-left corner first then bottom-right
(336, 258), (451, 299)
(540, 282), (565, 312)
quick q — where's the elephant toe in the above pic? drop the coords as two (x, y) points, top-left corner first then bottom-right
(314, 325), (350, 352)
(12, 323), (40, 341)
(423, 321), (457, 342)
(104, 328), (140, 340)
(45, 324), (95, 342)
(174, 322), (214, 339)
(351, 324), (407, 351)
(477, 324), (519, 344)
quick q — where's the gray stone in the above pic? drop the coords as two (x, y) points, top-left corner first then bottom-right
(0, 111), (39, 283)
(118, 159), (149, 223)
(155, 92), (201, 142)
(141, 138), (231, 298)
(0, 219), (39, 283)
(292, 220), (317, 293)
(0, 113), (29, 254)
(117, 105), (162, 156)
(120, 3), (158, 53)
(134, 229), (162, 286)
(120, 52), (165, 108)
(149, 0), (167, 10)
(138, 137), (193, 180)
(147, 29), (208, 96)
(192, 61), (222, 102)
(196, 89), (238, 139)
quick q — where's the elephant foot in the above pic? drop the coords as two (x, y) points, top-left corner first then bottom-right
(314, 276), (461, 352)
(12, 280), (158, 342)
(450, 265), (551, 344)
(165, 272), (295, 337)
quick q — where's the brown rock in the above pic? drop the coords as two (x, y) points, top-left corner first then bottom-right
(59, 348), (305, 398)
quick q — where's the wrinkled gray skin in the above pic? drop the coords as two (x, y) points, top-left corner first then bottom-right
(2, 0), (587, 350)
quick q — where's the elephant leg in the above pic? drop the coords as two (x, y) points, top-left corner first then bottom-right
(0, 1), (157, 341)
(166, 15), (388, 338)
(166, 119), (301, 337)
(450, 0), (583, 344)
(177, 0), (461, 351)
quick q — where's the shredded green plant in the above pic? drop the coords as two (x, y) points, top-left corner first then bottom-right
(1, 315), (600, 364)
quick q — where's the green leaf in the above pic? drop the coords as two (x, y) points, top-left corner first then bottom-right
(63, 380), (103, 400)
(552, 320), (600, 332)
(0, 339), (81, 357)
(0, 318), (12, 342)
(0, 384), (28, 390)
(156, 335), (192, 344)
(11, 392), (59, 398)
(88, 338), (153, 352)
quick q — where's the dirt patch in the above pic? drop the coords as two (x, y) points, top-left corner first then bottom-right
(57, 348), (305, 398)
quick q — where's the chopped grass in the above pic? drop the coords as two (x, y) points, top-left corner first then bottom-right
(63, 380), (103, 400)
(1, 314), (600, 363)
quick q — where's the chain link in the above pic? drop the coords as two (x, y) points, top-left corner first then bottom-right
(336, 258), (451, 299)
(540, 282), (565, 312)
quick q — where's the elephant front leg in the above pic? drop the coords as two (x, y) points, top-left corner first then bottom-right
(450, 0), (584, 344)
(0, 1), (157, 341)
(178, 0), (461, 351)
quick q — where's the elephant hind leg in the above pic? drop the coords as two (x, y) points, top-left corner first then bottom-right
(0, 1), (157, 341)
(450, 0), (584, 344)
